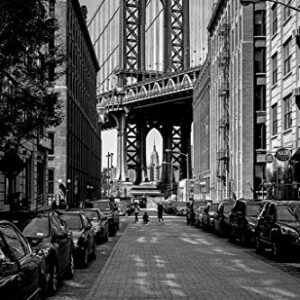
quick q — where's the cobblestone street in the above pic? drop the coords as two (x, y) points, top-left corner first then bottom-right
(50, 211), (300, 300)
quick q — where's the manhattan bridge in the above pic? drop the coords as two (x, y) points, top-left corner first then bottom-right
(90, 0), (213, 197)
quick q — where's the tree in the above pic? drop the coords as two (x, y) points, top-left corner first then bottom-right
(0, 0), (64, 153)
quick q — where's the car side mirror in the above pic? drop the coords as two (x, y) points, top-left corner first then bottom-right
(0, 261), (19, 276)
(85, 224), (92, 231)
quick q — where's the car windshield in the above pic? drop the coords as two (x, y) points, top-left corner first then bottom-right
(194, 202), (206, 209)
(246, 204), (261, 216)
(61, 214), (82, 230)
(84, 211), (99, 221)
(23, 217), (49, 238)
(289, 203), (300, 221)
(209, 204), (218, 211)
(94, 202), (110, 211)
(277, 206), (297, 222)
(224, 203), (233, 213)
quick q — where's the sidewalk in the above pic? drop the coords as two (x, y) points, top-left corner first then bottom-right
(86, 215), (300, 300)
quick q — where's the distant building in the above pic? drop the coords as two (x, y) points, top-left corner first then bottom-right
(48, 0), (101, 207)
(149, 144), (160, 183)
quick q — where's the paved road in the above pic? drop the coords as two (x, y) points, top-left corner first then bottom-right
(51, 211), (300, 300)
(84, 212), (300, 300)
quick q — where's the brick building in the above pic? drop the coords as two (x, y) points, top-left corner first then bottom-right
(265, 0), (300, 199)
(193, 57), (211, 200)
(207, 0), (266, 200)
(48, 0), (101, 207)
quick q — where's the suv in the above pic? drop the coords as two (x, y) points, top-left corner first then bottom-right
(255, 200), (300, 259)
(88, 199), (119, 236)
(228, 199), (262, 246)
(213, 200), (234, 237)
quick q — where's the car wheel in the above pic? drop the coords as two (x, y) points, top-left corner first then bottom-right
(48, 263), (59, 295)
(65, 253), (75, 279)
(82, 247), (89, 268)
(91, 241), (97, 260)
(103, 230), (109, 242)
(240, 232), (248, 246)
(272, 240), (283, 259)
(228, 228), (235, 243)
(255, 235), (264, 254)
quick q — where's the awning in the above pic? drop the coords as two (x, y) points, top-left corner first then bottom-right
(290, 147), (300, 164)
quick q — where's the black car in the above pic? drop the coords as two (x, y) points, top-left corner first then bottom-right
(213, 200), (234, 237)
(200, 203), (219, 230)
(0, 220), (47, 300)
(23, 211), (74, 295)
(59, 210), (96, 268)
(255, 200), (300, 259)
(87, 200), (119, 236)
(83, 208), (109, 244)
(228, 199), (262, 246)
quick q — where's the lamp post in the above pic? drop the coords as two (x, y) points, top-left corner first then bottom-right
(165, 149), (190, 201)
(240, 0), (300, 12)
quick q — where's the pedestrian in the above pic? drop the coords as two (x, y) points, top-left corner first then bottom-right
(134, 202), (140, 223)
(143, 211), (149, 224)
(157, 202), (164, 223)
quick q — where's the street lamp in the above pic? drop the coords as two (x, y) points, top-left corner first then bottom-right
(165, 149), (190, 201)
(240, 0), (300, 12)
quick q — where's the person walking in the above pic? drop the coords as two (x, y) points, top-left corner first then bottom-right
(134, 202), (140, 223)
(157, 202), (164, 223)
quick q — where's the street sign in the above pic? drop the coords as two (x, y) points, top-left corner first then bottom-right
(275, 147), (291, 162)
(265, 153), (274, 163)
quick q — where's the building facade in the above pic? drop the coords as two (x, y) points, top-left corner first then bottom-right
(265, 0), (300, 199)
(207, 0), (266, 200)
(193, 57), (211, 201)
(48, 0), (101, 207)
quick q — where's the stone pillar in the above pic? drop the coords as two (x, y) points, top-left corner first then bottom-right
(161, 123), (173, 185)
(114, 113), (128, 181)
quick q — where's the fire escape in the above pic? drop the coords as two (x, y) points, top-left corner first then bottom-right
(217, 21), (230, 199)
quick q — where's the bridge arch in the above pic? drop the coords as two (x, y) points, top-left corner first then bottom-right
(181, 74), (192, 86)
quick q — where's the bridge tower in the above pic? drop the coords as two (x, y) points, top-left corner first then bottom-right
(110, 0), (191, 196)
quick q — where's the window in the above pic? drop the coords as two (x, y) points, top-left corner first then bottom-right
(48, 132), (54, 155)
(283, 38), (292, 75)
(271, 4), (278, 35)
(254, 10), (266, 36)
(255, 85), (266, 111)
(284, 94), (293, 130)
(283, 0), (292, 21)
(254, 48), (266, 73)
(48, 169), (54, 194)
(255, 124), (266, 149)
(272, 103), (278, 135)
(271, 53), (278, 85)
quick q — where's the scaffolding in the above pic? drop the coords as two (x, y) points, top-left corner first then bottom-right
(217, 21), (230, 199)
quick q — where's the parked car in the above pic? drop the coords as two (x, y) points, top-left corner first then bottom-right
(201, 203), (219, 230)
(194, 202), (209, 227)
(228, 199), (262, 246)
(175, 204), (187, 216)
(255, 200), (300, 259)
(23, 211), (74, 295)
(164, 201), (180, 215)
(59, 210), (96, 268)
(83, 208), (109, 244)
(213, 200), (235, 237)
(0, 220), (47, 300)
(187, 201), (207, 225)
(86, 199), (119, 236)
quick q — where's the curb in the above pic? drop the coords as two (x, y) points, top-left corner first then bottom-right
(84, 224), (129, 300)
